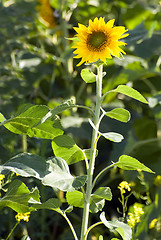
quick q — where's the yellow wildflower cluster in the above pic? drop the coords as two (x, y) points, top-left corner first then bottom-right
(37, 0), (57, 28)
(154, 175), (161, 186)
(118, 181), (131, 194)
(127, 204), (144, 228)
(0, 174), (5, 185)
(15, 212), (30, 222)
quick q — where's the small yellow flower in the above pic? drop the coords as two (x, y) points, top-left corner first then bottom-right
(118, 181), (131, 194)
(154, 175), (161, 186)
(0, 174), (5, 185)
(149, 218), (158, 229)
(72, 17), (129, 66)
(15, 212), (30, 222)
(127, 204), (144, 228)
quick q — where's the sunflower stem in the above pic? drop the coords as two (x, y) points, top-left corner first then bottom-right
(80, 64), (103, 240)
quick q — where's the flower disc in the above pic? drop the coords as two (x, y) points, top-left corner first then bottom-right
(72, 17), (129, 66)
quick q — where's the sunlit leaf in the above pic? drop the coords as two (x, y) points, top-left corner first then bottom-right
(42, 157), (87, 191)
(105, 108), (131, 123)
(2, 105), (63, 139)
(66, 191), (84, 208)
(113, 85), (148, 104)
(0, 113), (5, 123)
(115, 155), (154, 173)
(51, 135), (85, 165)
(81, 68), (96, 83)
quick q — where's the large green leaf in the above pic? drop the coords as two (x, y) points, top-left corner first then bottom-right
(51, 135), (85, 165)
(0, 154), (87, 192)
(100, 212), (132, 240)
(81, 68), (96, 83)
(114, 155), (154, 173)
(42, 157), (87, 191)
(113, 85), (148, 104)
(2, 105), (63, 139)
(0, 180), (40, 213)
(0, 153), (46, 179)
(105, 108), (131, 123)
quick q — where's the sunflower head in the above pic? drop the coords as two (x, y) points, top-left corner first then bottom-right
(72, 17), (129, 66)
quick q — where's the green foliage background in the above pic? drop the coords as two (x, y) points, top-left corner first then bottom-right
(0, 0), (161, 239)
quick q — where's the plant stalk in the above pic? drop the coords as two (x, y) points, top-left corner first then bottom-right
(80, 64), (103, 240)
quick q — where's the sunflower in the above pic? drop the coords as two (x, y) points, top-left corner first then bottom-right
(72, 17), (129, 66)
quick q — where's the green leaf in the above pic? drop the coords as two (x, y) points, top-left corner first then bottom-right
(81, 68), (96, 83)
(0, 154), (87, 192)
(50, 99), (76, 116)
(0, 113), (5, 123)
(2, 105), (63, 139)
(0, 180), (40, 213)
(113, 85), (148, 104)
(32, 198), (62, 215)
(115, 155), (154, 173)
(93, 187), (112, 201)
(101, 132), (124, 143)
(66, 191), (84, 208)
(51, 135), (85, 165)
(105, 108), (131, 123)
(100, 212), (132, 240)
(90, 196), (105, 213)
(66, 190), (106, 213)
(42, 157), (87, 191)
(0, 153), (47, 179)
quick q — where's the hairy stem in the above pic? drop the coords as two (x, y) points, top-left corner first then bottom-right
(80, 64), (103, 240)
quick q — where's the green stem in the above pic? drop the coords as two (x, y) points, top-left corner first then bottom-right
(22, 135), (27, 153)
(92, 163), (115, 189)
(80, 64), (103, 240)
(5, 221), (19, 240)
(85, 221), (103, 239)
(63, 213), (78, 240)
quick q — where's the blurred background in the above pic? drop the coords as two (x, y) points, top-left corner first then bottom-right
(0, 0), (161, 239)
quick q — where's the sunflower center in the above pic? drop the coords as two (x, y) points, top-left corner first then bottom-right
(87, 31), (107, 51)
